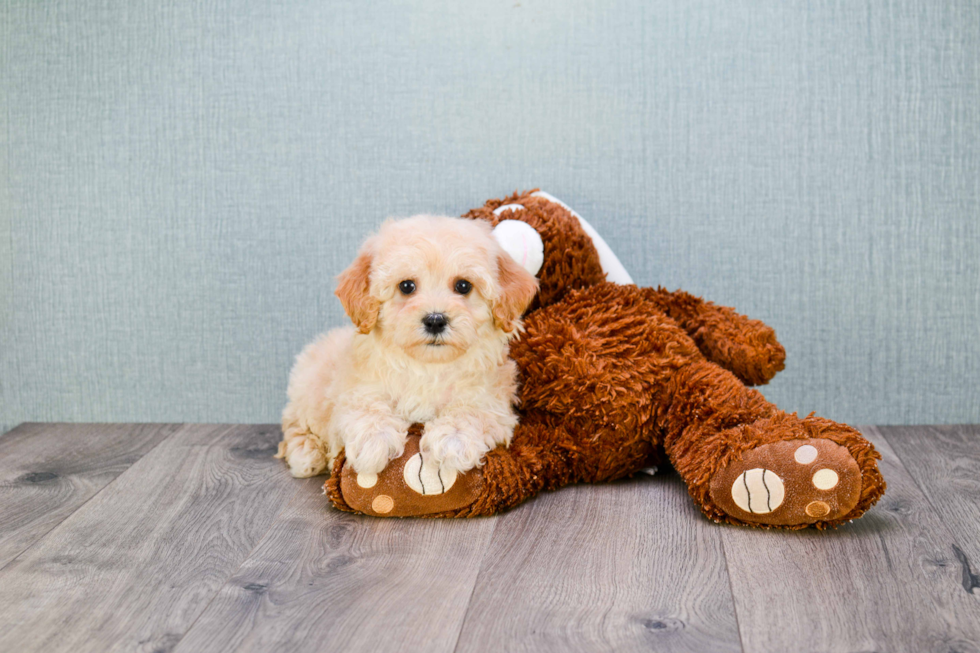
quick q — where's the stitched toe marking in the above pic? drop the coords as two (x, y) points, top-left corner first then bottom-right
(812, 468), (839, 490)
(794, 444), (818, 464)
(371, 495), (394, 513)
(806, 500), (831, 517)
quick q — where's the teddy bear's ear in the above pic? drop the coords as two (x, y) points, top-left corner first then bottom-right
(335, 245), (380, 334)
(492, 250), (539, 333)
(529, 191), (634, 285)
(492, 220), (544, 277)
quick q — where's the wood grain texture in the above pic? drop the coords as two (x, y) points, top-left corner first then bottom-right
(721, 426), (980, 653)
(172, 478), (497, 653)
(454, 473), (742, 653)
(5, 423), (979, 653)
(0, 422), (178, 569)
(882, 425), (980, 581)
(0, 424), (298, 653)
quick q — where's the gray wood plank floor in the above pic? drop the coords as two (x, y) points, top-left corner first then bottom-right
(0, 423), (178, 570)
(0, 423), (978, 653)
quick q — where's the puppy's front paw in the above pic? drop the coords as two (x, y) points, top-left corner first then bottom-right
(422, 418), (491, 476)
(345, 428), (408, 475)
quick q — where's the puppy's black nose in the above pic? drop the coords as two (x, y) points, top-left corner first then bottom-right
(422, 313), (448, 334)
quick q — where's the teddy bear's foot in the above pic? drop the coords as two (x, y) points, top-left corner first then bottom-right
(708, 438), (863, 527)
(332, 428), (484, 517)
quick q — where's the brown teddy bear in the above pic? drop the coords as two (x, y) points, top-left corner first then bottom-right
(326, 190), (886, 529)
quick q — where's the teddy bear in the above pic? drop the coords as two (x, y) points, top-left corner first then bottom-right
(324, 190), (886, 529)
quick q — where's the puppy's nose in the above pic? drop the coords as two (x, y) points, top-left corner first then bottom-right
(422, 313), (449, 334)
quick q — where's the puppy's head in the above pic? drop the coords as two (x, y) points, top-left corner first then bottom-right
(336, 215), (538, 362)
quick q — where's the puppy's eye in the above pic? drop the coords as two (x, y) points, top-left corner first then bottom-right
(398, 280), (416, 295)
(454, 279), (472, 295)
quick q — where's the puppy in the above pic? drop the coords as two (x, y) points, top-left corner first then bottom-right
(276, 215), (538, 479)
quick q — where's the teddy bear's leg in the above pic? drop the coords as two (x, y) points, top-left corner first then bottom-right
(640, 287), (787, 386)
(661, 359), (885, 529)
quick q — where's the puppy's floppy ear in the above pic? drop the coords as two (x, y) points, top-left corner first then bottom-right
(335, 245), (380, 334)
(492, 250), (539, 333)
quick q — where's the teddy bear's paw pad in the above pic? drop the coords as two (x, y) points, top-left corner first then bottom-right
(730, 469), (784, 514)
(403, 452), (457, 495)
(338, 433), (482, 517)
(709, 439), (862, 526)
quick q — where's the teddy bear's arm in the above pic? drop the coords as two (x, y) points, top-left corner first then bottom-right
(641, 287), (786, 386)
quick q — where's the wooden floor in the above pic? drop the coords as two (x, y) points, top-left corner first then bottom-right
(0, 424), (978, 652)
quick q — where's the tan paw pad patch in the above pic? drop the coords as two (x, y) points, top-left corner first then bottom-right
(805, 500), (831, 518)
(812, 468), (839, 489)
(371, 495), (394, 514)
(794, 444), (818, 464)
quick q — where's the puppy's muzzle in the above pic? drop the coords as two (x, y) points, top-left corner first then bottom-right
(422, 313), (449, 335)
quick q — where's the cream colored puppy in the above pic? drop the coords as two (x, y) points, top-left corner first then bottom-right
(276, 215), (538, 479)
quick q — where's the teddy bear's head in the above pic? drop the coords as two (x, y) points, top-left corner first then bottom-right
(463, 190), (633, 311)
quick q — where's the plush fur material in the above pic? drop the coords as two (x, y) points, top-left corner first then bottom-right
(324, 190), (886, 529)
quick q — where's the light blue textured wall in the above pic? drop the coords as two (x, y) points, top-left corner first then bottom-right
(2, 0), (978, 434)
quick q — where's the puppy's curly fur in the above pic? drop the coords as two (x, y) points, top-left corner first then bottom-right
(276, 215), (538, 478)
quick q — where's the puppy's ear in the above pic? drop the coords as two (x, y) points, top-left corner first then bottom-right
(492, 251), (539, 333)
(335, 247), (380, 334)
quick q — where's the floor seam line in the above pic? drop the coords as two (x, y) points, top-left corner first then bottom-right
(0, 423), (182, 575)
(450, 518), (499, 653)
(168, 473), (308, 652)
(870, 425), (980, 598)
(719, 530), (748, 653)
